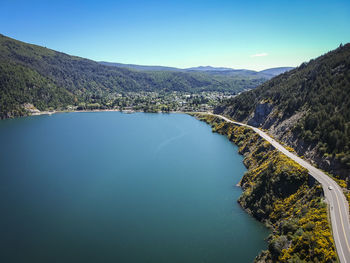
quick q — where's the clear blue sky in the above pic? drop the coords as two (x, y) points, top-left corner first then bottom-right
(1, 0), (349, 70)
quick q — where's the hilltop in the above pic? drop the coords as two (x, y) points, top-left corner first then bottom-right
(101, 62), (293, 78)
(215, 44), (350, 178)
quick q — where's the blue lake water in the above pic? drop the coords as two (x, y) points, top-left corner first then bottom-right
(0, 112), (268, 262)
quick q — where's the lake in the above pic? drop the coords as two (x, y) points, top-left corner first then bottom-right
(0, 112), (268, 263)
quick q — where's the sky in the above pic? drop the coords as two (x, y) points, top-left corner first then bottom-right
(1, 0), (350, 70)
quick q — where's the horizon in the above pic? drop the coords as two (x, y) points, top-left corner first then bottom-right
(98, 61), (297, 72)
(1, 32), (343, 73)
(2, 0), (350, 70)
(2, 33), (297, 71)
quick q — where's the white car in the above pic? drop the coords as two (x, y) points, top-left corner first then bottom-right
(328, 186), (333, 190)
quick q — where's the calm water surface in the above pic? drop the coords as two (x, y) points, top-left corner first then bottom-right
(0, 112), (268, 263)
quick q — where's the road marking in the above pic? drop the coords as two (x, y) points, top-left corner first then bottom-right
(315, 171), (350, 254)
(334, 189), (350, 253)
(330, 193), (347, 263)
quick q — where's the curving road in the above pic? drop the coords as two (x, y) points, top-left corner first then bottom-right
(207, 113), (350, 263)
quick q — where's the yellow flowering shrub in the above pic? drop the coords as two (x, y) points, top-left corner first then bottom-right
(191, 113), (337, 263)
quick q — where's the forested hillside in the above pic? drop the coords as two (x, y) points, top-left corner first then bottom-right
(0, 34), (267, 119)
(215, 44), (350, 178)
(100, 62), (293, 78)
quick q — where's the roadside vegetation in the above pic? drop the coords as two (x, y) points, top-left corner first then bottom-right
(192, 113), (337, 263)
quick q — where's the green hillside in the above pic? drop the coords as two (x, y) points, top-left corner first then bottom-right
(0, 34), (267, 119)
(215, 44), (350, 178)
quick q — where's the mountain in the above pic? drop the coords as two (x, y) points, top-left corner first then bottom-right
(0, 34), (268, 119)
(186, 67), (266, 78)
(259, 67), (294, 77)
(100, 62), (293, 79)
(186, 66), (294, 76)
(102, 62), (275, 79)
(99, 61), (182, 71)
(185, 66), (294, 78)
(99, 63), (236, 72)
(185, 66), (234, 71)
(215, 44), (350, 178)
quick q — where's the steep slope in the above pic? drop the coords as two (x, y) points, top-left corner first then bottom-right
(0, 61), (75, 118)
(0, 34), (267, 119)
(215, 44), (350, 178)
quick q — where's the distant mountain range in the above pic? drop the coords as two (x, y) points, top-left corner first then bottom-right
(185, 66), (236, 71)
(259, 67), (294, 76)
(100, 62), (293, 78)
(186, 66), (294, 77)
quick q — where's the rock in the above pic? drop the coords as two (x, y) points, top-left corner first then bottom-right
(247, 102), (274, 127)
(23, 103), (40, 113)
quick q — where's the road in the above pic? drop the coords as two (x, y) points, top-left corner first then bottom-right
(209, 113), (350, 263)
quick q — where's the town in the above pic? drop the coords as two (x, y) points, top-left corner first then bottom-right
(74, 91), (236, 113)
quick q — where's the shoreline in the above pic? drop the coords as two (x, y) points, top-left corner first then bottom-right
(29, 109), (205, 117)
(31, 108), (121, 116)
(1, 109), (210, 121)
(1, 107), (212, 120)
(191, 113), (338, 262)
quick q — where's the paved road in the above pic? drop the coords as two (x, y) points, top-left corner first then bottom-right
(209, 113), (350, 263)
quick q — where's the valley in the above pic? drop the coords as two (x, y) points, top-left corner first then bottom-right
(1, 32), (349, 263)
